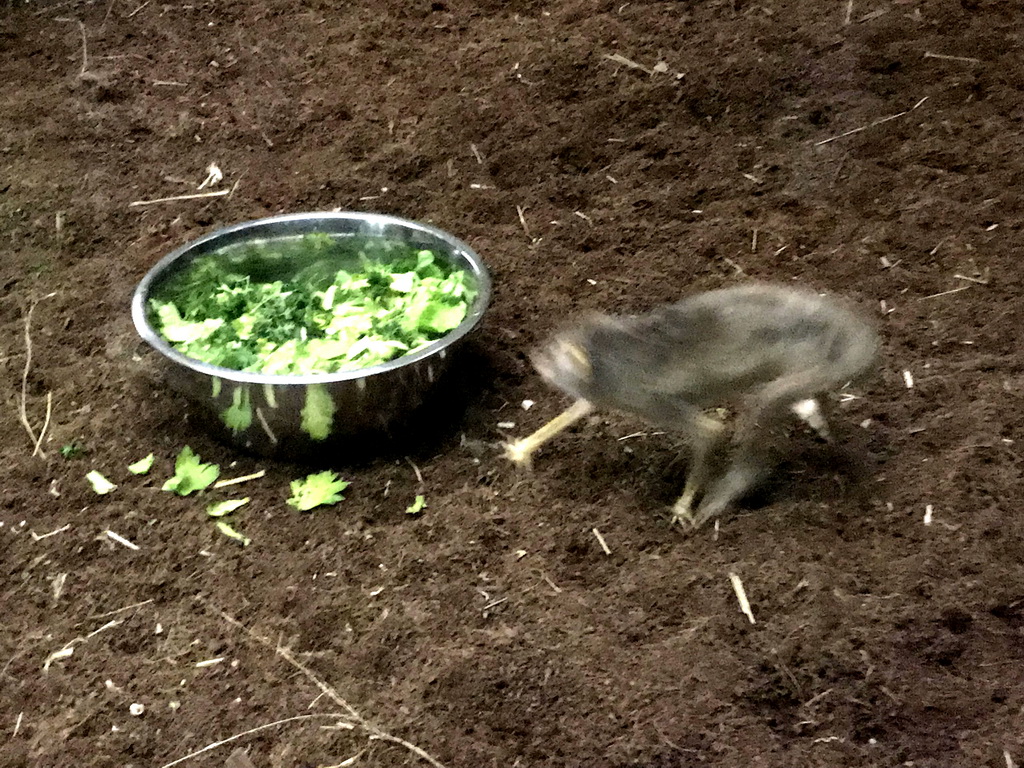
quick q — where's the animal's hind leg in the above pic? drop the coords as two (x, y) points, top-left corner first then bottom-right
(666, 412), (728, 526)
(688, 419), (781, 529)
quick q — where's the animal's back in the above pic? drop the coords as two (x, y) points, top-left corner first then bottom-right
(634, 283), (878, 405)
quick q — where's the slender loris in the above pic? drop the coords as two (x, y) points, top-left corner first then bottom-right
(506, 283), (879, 529)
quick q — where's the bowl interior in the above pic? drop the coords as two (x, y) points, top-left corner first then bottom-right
(132, 212), (492, 385)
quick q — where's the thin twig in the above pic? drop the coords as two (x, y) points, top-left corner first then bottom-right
(205, 603), (448, 768)
(128, 189), (230, 207)
(923, 51), (981, 65)
(728, 572), (756, 625)
(405, 458), (424, 487)
(19, 293), (57, 459)
(213, 470), (267, 489)
(516, 205), (531, 238)
(919, 285), (970, 300)
(813, 96), (928, 146)
(592, 528), (612, 556)
(158, 714), (355, 768)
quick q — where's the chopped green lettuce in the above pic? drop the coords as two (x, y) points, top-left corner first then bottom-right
(127, 454), (156, 475)
(149, 236), (477, 375)
(162, 446), (220, 496)
(86, 470), (117, 495)
(287, 470), (350, 511)
(206, 498), (250, 518)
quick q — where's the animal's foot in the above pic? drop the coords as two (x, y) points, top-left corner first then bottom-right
(503, 439), (534, 469)
(670, 491), (699, 528)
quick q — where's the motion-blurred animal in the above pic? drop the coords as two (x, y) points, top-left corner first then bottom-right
(507, 282), (879, 529)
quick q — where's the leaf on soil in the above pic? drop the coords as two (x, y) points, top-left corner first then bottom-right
(287, 470), (350, 512)
(127, 453), (156, 475)
(162, 446), (220, 496)
(86, 470), (117, 495)
(206, 498), (250, 518)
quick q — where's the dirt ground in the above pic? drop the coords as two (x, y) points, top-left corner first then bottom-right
(2, 1), (1023, 766)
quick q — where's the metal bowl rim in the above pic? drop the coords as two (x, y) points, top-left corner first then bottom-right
(131, 211), (492, 386)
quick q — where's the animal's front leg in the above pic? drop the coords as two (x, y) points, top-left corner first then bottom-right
(505, 399), (594, 468)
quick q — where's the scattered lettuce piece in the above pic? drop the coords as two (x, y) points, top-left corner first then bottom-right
(215, 520), (251, 546)
(86, 470), (116, 495)
(206, 498), (250, 518)
(127, 454), (155, 475)
(162, 446), (220, 496)
(287, 470), (350, 512)
(405, 494), (427, 515)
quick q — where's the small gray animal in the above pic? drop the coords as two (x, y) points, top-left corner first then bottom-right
(506, 282), (879, 529)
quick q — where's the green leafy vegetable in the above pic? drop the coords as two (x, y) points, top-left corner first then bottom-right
(215, 520), (251, 546)
(148, 236), (477, 375)
(127, 454), (155, 475)
(86, 470), (116, 495)
(287, 470), (350, 512)
(61, 442), (85, 459)
(206, 498), (250, 518)
(405, 494), (427, 515)
(162, 446), (220, 496)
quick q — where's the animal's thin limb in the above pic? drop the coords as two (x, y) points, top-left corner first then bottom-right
(734, 366), (840, 448)
(505, 399), (593, 467)
(689, 417), (781, 529)
(633, 404), (727, 527)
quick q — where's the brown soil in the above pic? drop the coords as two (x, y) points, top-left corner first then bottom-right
(2, 1), (1023, 767)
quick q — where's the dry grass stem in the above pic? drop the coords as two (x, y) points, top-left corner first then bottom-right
(158, 714), (356, 768)
(924, 51), (981, 65)
(516, 205), (531, 238)
(954, 272), (989, 285)
(105, 530), (140, 550)
(30, 523), (71, 541)
(814, 96), (928, 146)
(592, 528), (612, 555)
(603, 53), (654, 75)
(19, 293), (56, 459)
(206, 603), (449, 768)
(844, 0), (853, 25)
(405, 457), (424, 486)
(213, 470), (267, 489)
(13, 712), (23, 738)
(128, 189), (230, 207)
(88, 598), (155, 620)
(469, 143), (484, 164)
(728, 572), (756, 624)
(919, 285), (970, 300)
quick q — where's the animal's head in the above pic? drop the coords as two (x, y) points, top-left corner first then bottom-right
(531, 312), (627, 401)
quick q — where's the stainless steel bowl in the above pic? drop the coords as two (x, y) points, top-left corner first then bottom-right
(131, 212), (492, 458)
